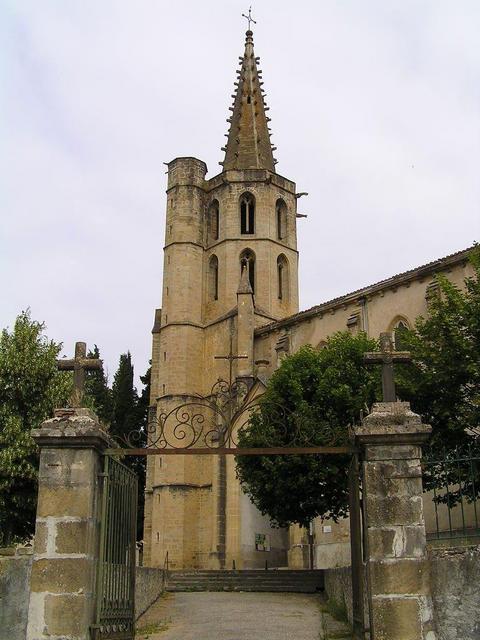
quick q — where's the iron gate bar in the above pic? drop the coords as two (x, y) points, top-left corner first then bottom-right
(104, 446), (355, 456)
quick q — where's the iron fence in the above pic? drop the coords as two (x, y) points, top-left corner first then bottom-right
(91, 455), (138, 640)
(422, 441), (480, 542)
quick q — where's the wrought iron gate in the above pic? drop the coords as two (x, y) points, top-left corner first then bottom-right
(91, 455), (138, 640)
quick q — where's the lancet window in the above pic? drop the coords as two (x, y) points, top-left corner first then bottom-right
(240, 193), (255, 235)
(276, 199), (287, 240)
(209, 255), (219, 300)
(277, 254), (288, 300)
(208, 200), (220, 242)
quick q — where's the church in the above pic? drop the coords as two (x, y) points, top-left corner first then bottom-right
(142, 27), (473, 570)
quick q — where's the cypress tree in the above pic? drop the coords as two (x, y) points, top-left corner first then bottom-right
(85, 345), (113, 426)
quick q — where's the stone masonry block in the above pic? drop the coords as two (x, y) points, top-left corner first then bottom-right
(365, 444), (423, 461)
(44, 593), (90, 636)
(364, 459), (422, 482)
(38, 448), (96, 485)
(369, 526), (426, 559)
(372, 596), (422, 640)
(30, 558), (92, 593)
(370, 558), (430, 595)
(55, 520), (88, 555)
(366, 494), (423, 527)
(37, 486), (92, 518)
(33, 521), (48, 555)
(366, 473), (423, 499)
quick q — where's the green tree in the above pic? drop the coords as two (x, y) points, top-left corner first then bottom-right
(396, 246), (480, 451)
(85, 345), (113, 426)
(235, 332), (379, 528)
(0, 311), (71, 545)
(111, 352), (139, 443)
(111, 353), (149, 540)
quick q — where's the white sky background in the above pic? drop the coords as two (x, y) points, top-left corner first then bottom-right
(1, 1), (479, 387)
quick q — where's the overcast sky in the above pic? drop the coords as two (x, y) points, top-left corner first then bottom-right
(1, 1), (479, 387)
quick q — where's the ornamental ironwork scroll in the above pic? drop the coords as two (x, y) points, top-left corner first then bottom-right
(108, 377), (353, 455)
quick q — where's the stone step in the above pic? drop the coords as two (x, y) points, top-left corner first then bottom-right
(165, 569), (324, 593)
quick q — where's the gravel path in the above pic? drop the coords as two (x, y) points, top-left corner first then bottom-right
(136, 591), (352, 640)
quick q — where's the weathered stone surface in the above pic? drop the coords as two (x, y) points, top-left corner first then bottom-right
(55, 520), (88, 555)
(430, 546), (480, 640)
(370, 559), (430, 595)
(372, 596), (423, 639)
(44, 593), (90, 636)
(30, 555), (92, 594)
(369, 526), (426, 559)
(37, 485), (92, 518)
(366, 494), (423, 527)
(38, 448), (96, 485)
(0, 556), (33, 640)
(33, 521), (48, 555)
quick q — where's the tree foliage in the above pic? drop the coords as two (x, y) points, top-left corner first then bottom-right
(236, 332), (379, 528)
(0, 311), (71, 545)
(85, 345), (114, 426)
(110, 353), (150, 540)
(396, 246), (480, 450)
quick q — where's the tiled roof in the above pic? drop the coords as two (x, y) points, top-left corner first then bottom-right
(255, 246), (474, 336)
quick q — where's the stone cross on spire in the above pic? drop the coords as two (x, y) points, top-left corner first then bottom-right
(57, 341), (102, 407)
(242, 6), (257, 30)
(364, 332), (411, 402)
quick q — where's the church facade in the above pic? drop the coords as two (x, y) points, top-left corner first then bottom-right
(143, 28), (473, 570)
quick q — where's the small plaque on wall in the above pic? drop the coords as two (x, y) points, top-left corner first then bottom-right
(255, 533), (271, 552)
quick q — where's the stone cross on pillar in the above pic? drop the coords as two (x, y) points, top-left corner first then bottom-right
(355, 333), (437, 639)
(57, 341), (102, 407)
(364, 332), (411, 402)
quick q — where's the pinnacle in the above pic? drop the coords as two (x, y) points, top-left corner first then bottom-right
(222, 30), (276, 172)
(238, 263), (253, 294)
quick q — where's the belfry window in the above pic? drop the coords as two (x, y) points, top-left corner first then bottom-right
(277, 254), (288, 300)
(208, 200), (219, 242)
(240, 249), (255, 293)
(209, 255), (219, 300)
(240, 193), (255, 235)
(276, 200), (287, 240)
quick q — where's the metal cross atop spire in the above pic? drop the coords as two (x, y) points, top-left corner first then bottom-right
(242, 6), (256, 30)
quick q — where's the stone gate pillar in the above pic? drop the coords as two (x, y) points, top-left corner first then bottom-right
(355, 401), (436, 640)
(26, 408), (112, 640)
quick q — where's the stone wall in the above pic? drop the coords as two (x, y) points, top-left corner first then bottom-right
(0, 552), (33, 640)
(135, 567), (165, 619)
(324, 546), (480, 639)
(429, 546), (480, 640)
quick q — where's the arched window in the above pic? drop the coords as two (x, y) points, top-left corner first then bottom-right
(208, 200), (219, 242)
(240, 193), (255, 235)
(276, 199), (287, 240)
(209, 255), (219, 300)
(277, 254), (289, 300)
(389, 317), (410, 350)
(240, 249), (255, 293)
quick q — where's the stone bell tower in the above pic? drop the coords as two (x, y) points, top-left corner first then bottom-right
(143, 27), (300, 570)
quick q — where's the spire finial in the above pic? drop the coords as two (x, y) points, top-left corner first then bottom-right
(242, 6), (256, 31)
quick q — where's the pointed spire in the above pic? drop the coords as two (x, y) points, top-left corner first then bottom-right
(237, 262), (253, 294)
(222, 30), (276, 172)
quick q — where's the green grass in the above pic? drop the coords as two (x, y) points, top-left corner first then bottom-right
(135, 619), (171, 638)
